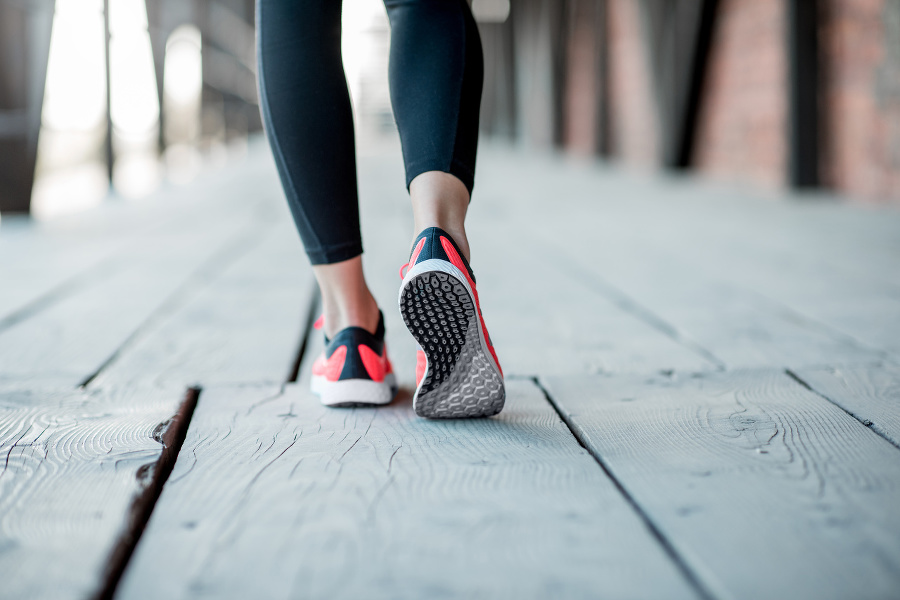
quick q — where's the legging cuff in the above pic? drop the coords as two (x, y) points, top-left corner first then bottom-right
(404, 157), (476, 195)
(306, 240), (364, 265)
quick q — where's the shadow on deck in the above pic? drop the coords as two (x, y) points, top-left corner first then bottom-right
(2, 137), (900, 600)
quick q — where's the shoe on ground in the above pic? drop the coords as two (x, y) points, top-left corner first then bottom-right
(398, 227), (505, 418)
(311, 310), (398, 407)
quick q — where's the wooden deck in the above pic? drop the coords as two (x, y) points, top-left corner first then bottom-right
(2, 137), (900, 600)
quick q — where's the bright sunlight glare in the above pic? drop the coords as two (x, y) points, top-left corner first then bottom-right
(110, 0), (159, 137)
(164, 26), (202, 105)
(41, 0), (105, 131)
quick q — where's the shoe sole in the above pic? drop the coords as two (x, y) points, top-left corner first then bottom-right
(399, 258), (505, 419)
(311, 373), (397, 407)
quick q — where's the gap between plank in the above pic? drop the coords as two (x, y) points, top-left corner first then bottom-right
(530, 376), (718, 600)
(736, 287), (897, 366)
(94, 386), (201, 600)
(784, 368), (900, 452)
(78, 230), (265, 389)
(0, 255), (121, 334)
(286, 285), (321, 383)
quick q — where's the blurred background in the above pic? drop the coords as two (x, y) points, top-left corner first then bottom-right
(0, 0), (898, 220)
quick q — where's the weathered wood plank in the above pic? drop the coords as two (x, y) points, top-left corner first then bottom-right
(634, 197), (900, 361)
(0, 217), (123, 328)
(0, 139), (284, 325)
(0, 385), (195, 600)
(542, 369), (900, 600)
(0, 213), (267, 386)
(538, 233), (887, 370)
(473, 144), (900, 363)
(0, 141), (304, 600)
(89, 221), (315, 391)
(465, 149), (889, 369)
(792, 363), (900, 448)
(117, 378), (699, 600)
(470, 218), (717, 375)
(477, 143), (900, 297)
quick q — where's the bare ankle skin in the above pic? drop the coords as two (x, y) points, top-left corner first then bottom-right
(312, 256), (380, 338)
(409, 171), (471, 262)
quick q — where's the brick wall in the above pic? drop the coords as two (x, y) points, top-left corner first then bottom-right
(692, 0), (788, 189)
(487, 0), (900, 202)
(820, 0), (900, 201)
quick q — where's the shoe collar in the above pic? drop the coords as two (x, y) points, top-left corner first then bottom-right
(314, 309), (385, 345)
(407, 226), (477, 284)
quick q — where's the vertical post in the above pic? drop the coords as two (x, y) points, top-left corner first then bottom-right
(638, 0), (717, 169)
(0, 0), (55, 214)
(595, 0), (610, 157)
(561, 0), (608, 155)
(788, 0), (819, 188)
(512, 0), (567, 149)
(675, 0), (716, 168)
(477, 9), (517, 140)
(145, 0), (169, 154)
(103, 0), (114, 188)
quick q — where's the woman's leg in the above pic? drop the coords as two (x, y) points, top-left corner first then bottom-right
(383, 0), (484, 261)
(256, 0), (378, 337)
(387, 1), (504, 418)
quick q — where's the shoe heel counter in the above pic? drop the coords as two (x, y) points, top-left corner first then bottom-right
(412, 227), (478, 284)
(330, 328), (384, 382)
(412, 227), (450, 266)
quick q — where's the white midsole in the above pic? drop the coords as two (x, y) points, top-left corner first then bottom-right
(311, 373), (397, 406)
(398, 258), (503, 388)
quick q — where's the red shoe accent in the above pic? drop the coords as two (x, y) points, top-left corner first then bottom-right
(358, 344), (387, 382)
(313, 315), (324, 330)
(415, 349), (427, 387)
(439, 236), (503, 376)
(399, 237), (427, 280)
(312, 345), (347, 382)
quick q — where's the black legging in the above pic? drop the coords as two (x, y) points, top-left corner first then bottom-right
(256, 0), (483, 265)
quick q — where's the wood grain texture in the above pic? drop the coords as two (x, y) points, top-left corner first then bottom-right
(793, 363), (900, 448)
(548, 236), (886, 370)
(0, 385), (191, 600)
(475, 143), (900, 297)
(473, 144), (899, 367)
(0, 144), (284, 325)
(90, 220), (314, 391)
(517, 219), (886, 371)
(0, 144), (291, 387)
(469, 218), (716, 375)
(543, 369), (900, 600)
(117, 379), (698, 600)
(0, 214), (265, 386)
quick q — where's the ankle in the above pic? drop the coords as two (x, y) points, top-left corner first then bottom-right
(321, 294), (380, 338)
(312, 256), (380, 337)
(409, 171), (471, 262)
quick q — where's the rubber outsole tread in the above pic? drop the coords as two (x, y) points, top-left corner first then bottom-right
(400, 270), (505, 419)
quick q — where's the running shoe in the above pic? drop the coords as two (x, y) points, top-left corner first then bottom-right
(310, 311), (398, 407)
(398, 227), (505, 418)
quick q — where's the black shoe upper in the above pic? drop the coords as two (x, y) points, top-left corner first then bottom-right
(323, 310), (386, 382)
(411, 227), (477, 284)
